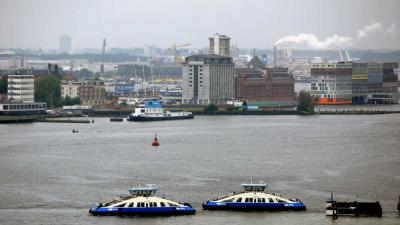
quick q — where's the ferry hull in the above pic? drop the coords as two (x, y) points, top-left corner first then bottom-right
(127, 115), (194, 122)
(202, 202), (306, 211)
(89, 206), (196, 216)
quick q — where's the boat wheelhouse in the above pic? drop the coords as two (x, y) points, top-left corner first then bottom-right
(127, 99), (193, 122)
(203, 181), (306, 211)
(89, 184), (196, 216)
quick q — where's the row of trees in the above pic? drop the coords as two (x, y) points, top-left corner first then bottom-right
(34, 75), (62, 107)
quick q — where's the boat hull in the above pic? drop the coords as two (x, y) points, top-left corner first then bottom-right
(202, 202), (306, 211)
(326, 201), (382, 217)
(89, 206), (196, 216)
(127, 115), (194, 122)
(110, 118), (123, 122)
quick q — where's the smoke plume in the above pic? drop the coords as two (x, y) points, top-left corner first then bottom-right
(274, 33), (352, 49)
(274, 21), (399, 49)
(357, 22), (382, 39)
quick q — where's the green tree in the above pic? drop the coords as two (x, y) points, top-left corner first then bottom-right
(297, 90), (314, 112)
(71, 97), (81, 105)
(226, 105), (237, 112)
(0, 75), (7, 93)
(203, 103), (218, 112)
(62, 96), (81, 106)
(35, 75), (61, 108)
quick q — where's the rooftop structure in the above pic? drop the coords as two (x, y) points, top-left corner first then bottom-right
(209, 33), (231, 57)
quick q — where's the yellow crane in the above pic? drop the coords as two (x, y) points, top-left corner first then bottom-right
(168, 43), (191, 63)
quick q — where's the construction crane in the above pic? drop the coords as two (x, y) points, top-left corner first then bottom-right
(168, 43), (191, 64)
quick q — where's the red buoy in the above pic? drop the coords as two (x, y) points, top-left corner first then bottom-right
(152, 134), (159, 147)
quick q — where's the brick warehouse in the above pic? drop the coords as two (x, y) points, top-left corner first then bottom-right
(235, 66), (295, 103)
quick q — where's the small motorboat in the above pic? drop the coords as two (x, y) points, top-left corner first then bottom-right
(203, 180), (306, 211)
(89, 184), (196, 216)
(152, 134), (160, 147)
(72, 129), (79, 133)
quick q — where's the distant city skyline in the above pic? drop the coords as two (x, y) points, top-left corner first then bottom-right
(0, 0), (399, 50)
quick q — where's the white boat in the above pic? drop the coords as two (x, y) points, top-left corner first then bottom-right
(127, 99), (193, 122)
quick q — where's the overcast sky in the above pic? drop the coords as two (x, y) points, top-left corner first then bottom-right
(1, 0), (399, 50)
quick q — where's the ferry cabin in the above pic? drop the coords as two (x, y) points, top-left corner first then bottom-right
(134, 100), (164, 116)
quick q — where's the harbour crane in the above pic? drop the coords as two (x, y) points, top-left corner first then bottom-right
(168, 43), (191, 64)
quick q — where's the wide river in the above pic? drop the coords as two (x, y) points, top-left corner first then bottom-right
(0, 115), (399, 224)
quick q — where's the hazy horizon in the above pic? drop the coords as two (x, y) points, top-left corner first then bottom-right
(1, 0), (399, 50)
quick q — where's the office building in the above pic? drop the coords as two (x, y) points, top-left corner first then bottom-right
(182, 54), (235, 104)
(312, 62), (398, 104)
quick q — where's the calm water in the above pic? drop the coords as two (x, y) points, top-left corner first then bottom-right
(0, 115), (399, 224)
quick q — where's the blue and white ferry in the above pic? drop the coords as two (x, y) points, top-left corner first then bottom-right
(127, 99), (193, 122)
(203, 181), (306, 211)
(89, 184), (196, 216)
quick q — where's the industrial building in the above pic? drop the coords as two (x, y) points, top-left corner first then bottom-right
(235, 62), (295, 103)
(182, 54), (235, 104)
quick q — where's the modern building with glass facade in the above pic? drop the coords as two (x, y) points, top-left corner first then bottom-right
(311, 62), (352, 104)
(312, 62), (398, 104)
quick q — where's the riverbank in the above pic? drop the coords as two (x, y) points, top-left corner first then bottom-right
(1, 105), (399, 123)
